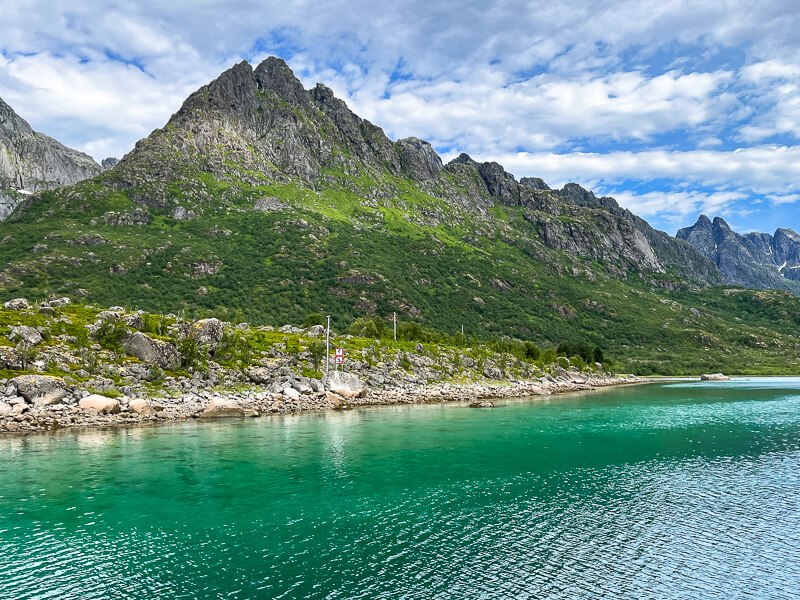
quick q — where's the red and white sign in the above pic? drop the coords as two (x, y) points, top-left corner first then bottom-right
(335, 348), (345, 364)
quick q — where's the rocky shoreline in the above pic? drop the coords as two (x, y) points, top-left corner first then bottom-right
(0, 372), (644, 435)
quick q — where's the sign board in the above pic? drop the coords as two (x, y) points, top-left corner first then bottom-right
(335, 348), (345, 364)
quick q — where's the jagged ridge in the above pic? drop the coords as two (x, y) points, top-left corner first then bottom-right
(677, 215), (800, 293)
(102, 57), (717, 284)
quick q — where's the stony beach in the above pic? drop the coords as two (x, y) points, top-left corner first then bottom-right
(0, 370), (643, 434)
(0, 296), (644, 434)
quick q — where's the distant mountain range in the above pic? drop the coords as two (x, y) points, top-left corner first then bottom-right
(1, 57), (799, 374)
(678, 215), (800, 294)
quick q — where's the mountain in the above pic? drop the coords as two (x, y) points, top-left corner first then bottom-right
(2, 57), (800, 375)
(677, 215), (800, 294)
(101, 58), (716, 282)
(0, 96), (101, 219)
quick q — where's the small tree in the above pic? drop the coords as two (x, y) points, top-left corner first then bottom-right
(303, 313), (326, 328)
(16, 341), (38, 371)
(308, 341), (326, 372)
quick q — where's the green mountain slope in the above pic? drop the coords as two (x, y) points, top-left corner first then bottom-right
(1, 58), (799, 375)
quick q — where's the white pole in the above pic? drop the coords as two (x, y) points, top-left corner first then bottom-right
(393, 312), (397, 342)
(461, 324), (464, 336)
(325, 315), (331, 374)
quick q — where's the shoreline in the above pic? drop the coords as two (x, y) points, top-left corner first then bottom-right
(0, 373), (646, 436)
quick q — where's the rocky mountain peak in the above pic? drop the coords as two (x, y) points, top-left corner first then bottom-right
(519, 176), (550, 190)
(0, 95), (101, 220)
(678, 215), (800, 292)
(0, 97), (33, 136)
(695, 214), (713, 228)
(254, 57), (309, 106)
(712, 216), (732, 232)
(397, 137), (442, 181)
(558, 183), (620, 211)
(449, 153), (476, 166)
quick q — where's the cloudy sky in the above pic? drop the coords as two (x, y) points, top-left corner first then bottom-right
(2, 0), (799, 234)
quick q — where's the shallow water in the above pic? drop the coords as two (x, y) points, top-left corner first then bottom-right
(1, 379), (799, 598)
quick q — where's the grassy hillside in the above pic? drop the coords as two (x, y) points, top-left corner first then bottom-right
(2, 170), (800, 376)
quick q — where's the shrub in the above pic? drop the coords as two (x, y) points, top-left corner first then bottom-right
(93, 319), (129, 351)
(303, 313), (326, 328)
(177, 336), (207, 371)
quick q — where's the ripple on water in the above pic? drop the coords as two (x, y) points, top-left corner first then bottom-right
(1, 383), (799, 599)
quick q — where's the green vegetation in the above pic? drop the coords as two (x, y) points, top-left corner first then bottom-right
(1, 167), (800, 377)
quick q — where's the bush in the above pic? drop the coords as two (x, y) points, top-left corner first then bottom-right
(528, 342), (542, 360)
(556, 342), (604, 364)
(303, 313), (326, 328)
(177, 336), (207, 371)
(350, 317), (388, 339)
(215, 328), (253, 365)
(93, 319), (129, 351)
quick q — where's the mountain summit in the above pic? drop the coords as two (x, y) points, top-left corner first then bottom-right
(103, 57), (716, 284)
(677, 215), (800, 293)
(0, 97), (101, 219)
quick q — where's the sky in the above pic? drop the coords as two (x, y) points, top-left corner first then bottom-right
(1, 0), (799, 234)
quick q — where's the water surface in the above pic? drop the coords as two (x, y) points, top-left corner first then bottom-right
(1, 379), (799, 598)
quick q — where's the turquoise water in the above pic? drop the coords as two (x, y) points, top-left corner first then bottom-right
(1, 379), (799, 598)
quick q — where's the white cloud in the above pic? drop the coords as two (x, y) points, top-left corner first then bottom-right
(487, 146), (800, 196)
(609, 190), (747, 222)
(0, 0), (800, 233)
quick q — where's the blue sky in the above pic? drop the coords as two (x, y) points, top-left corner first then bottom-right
(1, 0), (799, 234)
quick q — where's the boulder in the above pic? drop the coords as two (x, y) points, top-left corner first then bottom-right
(246, 366), (272, 384)
(0, 401), (11, 417)
(322, 371), (367, 399)
(96, 310), (123, 322)
(326, 390), (346, 407)
(469, 401), (494, 408)
(46, 297), (71, 307)
(191, 318), (225, 345)
(0, 347), (21, 370)
(290, 378), (314, 394)
(11, 375), (67, 406)
(307, 325), (325, 337)
(9, 325), (44, 346)
(78, 394), (121, 414)
(128, 399), (157, 417)
(122, 313), (144, 330)
(701, 373), (731, 381)
(3, 298), (29, 310)
(200, 398), (245, 418)
(122, 332), (180, 370)
(283, 387), (301, 401)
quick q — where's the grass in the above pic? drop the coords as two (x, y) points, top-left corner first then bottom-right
(2, 147), (800, 376)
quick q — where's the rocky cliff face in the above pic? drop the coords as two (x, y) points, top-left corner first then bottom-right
(677, 215), (800, 293)
(0, 97), (101, 219)
(110, 59), (439, 206)
(442, 154), (718, 283)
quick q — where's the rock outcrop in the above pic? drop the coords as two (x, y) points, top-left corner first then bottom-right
(322, 371), (367, 399)
(678, 215), (800, 294)
(700, 373), (731, 381)
(0, 96), (101, 220)
(10, 374), (67, 406)
(122, 332), (181, 370)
